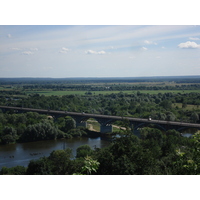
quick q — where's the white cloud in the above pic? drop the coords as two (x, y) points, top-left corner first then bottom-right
(109, 46), (114, 49)
(11, 47), (21, 51)
(85, 50), (96, 54)
(7, 34), (12, 38)
(22, 51), (34, 55)
(85, 50), (106, 55)
(59, 47), (70, 53)
(141, 47), (148, 51)
(107, 46), (117, 50)
(178, 41), (200, 49)
(144, 40), (157, 45)
(30, 48), (38, 51)
(189, 37), (200, 40)
(98, 50), (105, 55)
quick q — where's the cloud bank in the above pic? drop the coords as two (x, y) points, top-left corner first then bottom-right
(144, 40), (157, 45)
(178, 41), (200, 49)
(189, 37), (200, 40)
(141, 47), (148, 51)
(22, 51), (34, 55)
(85, 50), (106, 55)
(59, 47), (70, 53)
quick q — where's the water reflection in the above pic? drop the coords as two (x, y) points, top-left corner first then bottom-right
(181, 133), (193, 138)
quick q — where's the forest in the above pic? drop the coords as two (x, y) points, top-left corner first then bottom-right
(1, 76), (200, 175)
(1, 126), (200, 175)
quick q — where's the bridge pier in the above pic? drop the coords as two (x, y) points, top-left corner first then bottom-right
(100, 124), (113, 133)
(76, 121), (87, 128)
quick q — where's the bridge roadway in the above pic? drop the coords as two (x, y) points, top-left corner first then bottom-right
(1, 105), (200, 133)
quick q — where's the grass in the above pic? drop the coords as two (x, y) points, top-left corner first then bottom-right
(25, 89), (200, 96)
(173, 103), (200, 111)
(87, 120), (100, 132)
(26, 90), (87, 96)
(86, 119), (126, 133)
(0, 86), (14, 91)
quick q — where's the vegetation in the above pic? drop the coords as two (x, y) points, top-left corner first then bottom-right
(1, 127), (200, 175)
(0, 112), (86, 144)
(1, 77), (200, 175)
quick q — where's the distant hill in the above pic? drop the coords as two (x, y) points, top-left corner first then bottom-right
(1, 76), (200, 84)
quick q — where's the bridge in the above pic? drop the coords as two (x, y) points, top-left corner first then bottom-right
(1, 105), (200, 133)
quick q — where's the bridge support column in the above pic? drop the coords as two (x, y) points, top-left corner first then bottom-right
(76, 121), (87, 128)
(100, 124), (113, 133)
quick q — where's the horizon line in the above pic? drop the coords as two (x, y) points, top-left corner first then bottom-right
(1, 75), (200, 79)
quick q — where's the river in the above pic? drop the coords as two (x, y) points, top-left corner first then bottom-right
(0, 136), (111, 169)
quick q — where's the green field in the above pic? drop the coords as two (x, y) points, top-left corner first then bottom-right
(0, 86), (13, 91)
(25, 90), (200, 96)
(173, 103), (200, 111)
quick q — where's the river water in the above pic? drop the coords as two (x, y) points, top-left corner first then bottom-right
(0, 136), (111, 169)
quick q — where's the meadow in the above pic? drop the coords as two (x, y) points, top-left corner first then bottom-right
(25, 89), (200, 96)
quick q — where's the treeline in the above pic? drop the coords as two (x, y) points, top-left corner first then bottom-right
(1, 76), (200, 84)
(0, 111), (86, 144)
(3, 83), (200, 92)
(1, 127), (200, 175)
(1, 92), (200, 123)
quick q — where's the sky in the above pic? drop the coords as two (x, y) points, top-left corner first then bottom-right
(1, 25), (200, 78)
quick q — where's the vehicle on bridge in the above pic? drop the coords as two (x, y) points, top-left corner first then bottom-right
(148, 116), (152, 121)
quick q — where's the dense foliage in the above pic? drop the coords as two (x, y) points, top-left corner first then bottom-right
(0, 111), (85, 144)
(1, 77), (200, 175)
(1, 127), (200, 175)
(2, 91), (200, 122)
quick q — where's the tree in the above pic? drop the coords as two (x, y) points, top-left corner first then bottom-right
(74, 156), (100, 175)
(0, 166), (26, 175)
(26, 157), (52, 175)
(81, 156), (100, 175)
(65, 117), (76, 132)
(21, 120), (61, 142)
(76, 144), (93, 158)
(1, 134), (16, 144)
(166, 112), (176, 121)
(158, 112), (167, 120)
(160, 100), (172, 110)
(48, 148), (73, 175)
(67, 128), (87, 137)
(190, 112), (199, 123)
(1, 126), (17, 144)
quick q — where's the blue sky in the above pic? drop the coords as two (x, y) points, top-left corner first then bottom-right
(1, 25), (200, 78)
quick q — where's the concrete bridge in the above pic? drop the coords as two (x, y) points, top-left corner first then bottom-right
(1, 105), (200, 133)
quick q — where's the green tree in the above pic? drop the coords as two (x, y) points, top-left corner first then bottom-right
(1, 126), (17, 144)
(0, 166), (26, 175)
(65, 117), (76, 132)
(190, 112), (199, 123)
(22, 120), (62, 142)
(67, 128), (87, 137)
(48, 148), (73, 175)
(76, 144), (93, 158)
(81, 156), (100, 175)
(74, 156), (100, 175)
(166, 111), (176, 121)
(26, 157), (51, 175)
(160, 100), (172, 110)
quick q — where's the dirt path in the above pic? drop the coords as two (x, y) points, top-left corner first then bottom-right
(87, 119), (126, 132)
(112, 125), (126, 130)
(87, 123), (98, 132)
